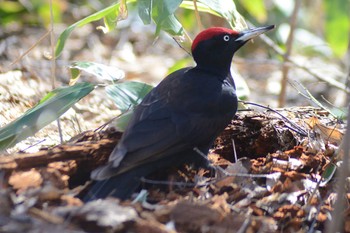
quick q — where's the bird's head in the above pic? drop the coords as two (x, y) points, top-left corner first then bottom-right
(191, 25), (275, 76)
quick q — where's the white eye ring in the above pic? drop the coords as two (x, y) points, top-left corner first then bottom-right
(223, 35), (230, 41)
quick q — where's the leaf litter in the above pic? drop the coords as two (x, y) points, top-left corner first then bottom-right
(0, 105), (347, 232)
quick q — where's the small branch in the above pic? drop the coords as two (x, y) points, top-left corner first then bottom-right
(326, 103), (350, 233)
(258, 29), (349, 94)
(231, 139), (238, 163)
(172, 37), (192, 56)
(140, 177), (196, 187)
(248, 20), (348, 93)
(49, 0), (63, 144)
(290, 80), (337, 118)
(193, 0), (203, 31)
(0, 137), (118, 170)
(278, 0), (301, 107)
(9, 30), (51, 67)
(192, 147), (278, 179)
(49, 0), (56, 90)
(20, 139), (46, 153)
(29, 208), (64, 225)
(240, 101), (308, 136)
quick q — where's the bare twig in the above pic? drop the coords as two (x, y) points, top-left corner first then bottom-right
(240, 101), (308, 136)
(237, 216), (252, 233)
(29, 207), (64, 225)
(193, 0), (203, 31)
(278, 0), (301, 107)
(49, 0), (63, 144)
(49, 3), (56, 90)
(20, 139), (46, 153)
(290, 80), (337, 118)
(247, 20), (348, 93)
(231, 138), (238, 163)
(172, 37), (192, 56)
(9, 30), (51, 67)
(325, 103), (350, 233)
(346, 30), (350, 103)
(259, 32), (349, 94)
(140, 177), (196, 187)
(321, 95), (348, 116)
(193, 147), (277, 179)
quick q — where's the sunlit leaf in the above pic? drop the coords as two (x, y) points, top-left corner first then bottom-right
(180, 1), (221, 17)
(37, 1), (63, 26)
(0, 82), (95, 150)
(198, 0), (247, 30)
(152, 0), (183, 35)
(55, 2), (130, 57)
(320, 163), (337, 187)
(138, 0), (152, 24)
(157, 14), (183, 35)
(119, 0), (128, 20)
(0, 1), (24, 13)
(69, 66), (81, 85)
(101, 10), (118, 33)
(239, 0), (267, 23)
(106, 81), (153, 113)
(69, 61), (125, 85)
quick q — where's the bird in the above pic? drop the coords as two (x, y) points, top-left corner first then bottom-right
(84, 25), (275, 201)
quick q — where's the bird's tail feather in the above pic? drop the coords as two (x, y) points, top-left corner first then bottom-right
(83, 147), (212, 202)
(83, 172), (141, 202)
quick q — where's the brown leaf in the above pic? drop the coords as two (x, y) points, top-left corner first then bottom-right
(306, 116), (344, 145)
(211, 193), (231, 216)
(283, 171), (308, 181)
(8, 169), (42, 192)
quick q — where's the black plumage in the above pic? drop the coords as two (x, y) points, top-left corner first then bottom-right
(84, 25), (274, 201)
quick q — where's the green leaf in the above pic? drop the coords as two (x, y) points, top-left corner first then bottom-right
(180, 1), (221, 17)
(152, 0), (183, 35)
(0, 1), (25, 13)
(55, 2), (126, 57)
(157, 14), (183, 35)
(69, 66), (81, 85)
(56, 0), (185, 56)
(105, 81), (153, 113)
(138, 0), (153, 24)
(320, 163), (337, 187)
(102, 10), (118, 33)
(324, 0), (350, 57)
(239, 0), (267, 23)
(198, 0), (247, 30)
(0, 82), (95, 150)
(69, 61), (125, 85)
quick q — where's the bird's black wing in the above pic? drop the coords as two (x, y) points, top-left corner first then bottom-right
(92, 68), (194, 180)
(92, 67), (237, 180)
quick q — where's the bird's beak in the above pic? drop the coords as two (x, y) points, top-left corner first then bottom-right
(236, 25), (275, 42)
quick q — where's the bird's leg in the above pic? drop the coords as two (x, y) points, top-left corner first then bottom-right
(193, 147), (217, 176)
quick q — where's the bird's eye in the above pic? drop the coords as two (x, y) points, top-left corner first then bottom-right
(223, 35), (230, 41)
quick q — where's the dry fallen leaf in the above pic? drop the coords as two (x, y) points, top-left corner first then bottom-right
(8, 169), (43, 192)
(306, 116), (344, 145)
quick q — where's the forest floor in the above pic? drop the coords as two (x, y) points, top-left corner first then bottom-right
(0, 24), (348, 232)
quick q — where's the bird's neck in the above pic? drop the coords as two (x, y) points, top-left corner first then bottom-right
(196, 62), (232, 79)
(193, 49), (235, 78)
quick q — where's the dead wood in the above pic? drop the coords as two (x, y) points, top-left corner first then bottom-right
(0, 129), (122, 171)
